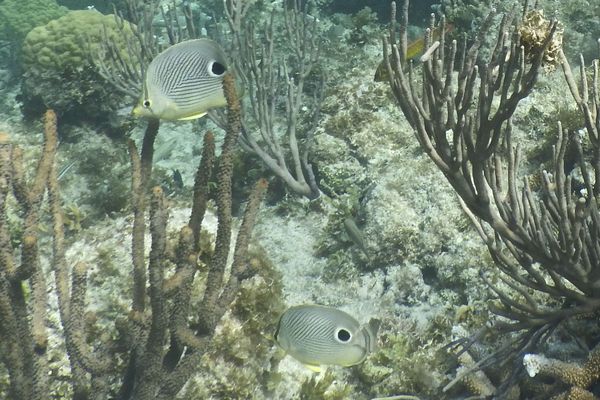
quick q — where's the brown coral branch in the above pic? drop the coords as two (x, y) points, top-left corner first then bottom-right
(128, 138), (146, 312)
(140, 118), (159, 188)
(147, 186), (169, 345)
(129, 118), (160, 314)
(132, 186), (169, 400)
(165, 226), (198, 354)
(196, 72), (240, 335)
(156, 72), (268, 399)
(162, 226), (201, 370)
(0, 111), (61, 399)
(189, 130), (215, 250)
(0, 136), (16, 278)
(10, 111), (59, 282)
(36, 110), (59, 195)
(66, 262), (110, 374)
(0, 274), (29, 399)
(218, 178), (268, 310)
(156, 352), (205, 399)
(44, 109), (96, 398)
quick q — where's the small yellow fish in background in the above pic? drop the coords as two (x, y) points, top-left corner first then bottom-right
(132, 38), (228, 120)
(274, 304), (380, 372)
(374, 23), (454, 82)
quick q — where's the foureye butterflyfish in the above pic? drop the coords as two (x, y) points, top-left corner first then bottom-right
(132, 38), (228, 120)
(274, 304), (379, 372)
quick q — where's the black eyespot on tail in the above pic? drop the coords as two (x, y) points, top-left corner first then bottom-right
(336, 328), (351, 343)
(211, 61), (226, 76)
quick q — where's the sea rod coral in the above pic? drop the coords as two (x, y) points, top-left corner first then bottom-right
(384, 0), (600, 396)
(95, 0), (323, 199)
(0, 74), (271, 399)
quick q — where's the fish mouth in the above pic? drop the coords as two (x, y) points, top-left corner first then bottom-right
(131, 105), (143, 117)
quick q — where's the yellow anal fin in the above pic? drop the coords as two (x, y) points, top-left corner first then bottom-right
(177, 111), (207, 121)
(303, 363), (322, 373)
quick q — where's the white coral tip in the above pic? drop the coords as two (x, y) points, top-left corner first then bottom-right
(523, 354), (541, 377)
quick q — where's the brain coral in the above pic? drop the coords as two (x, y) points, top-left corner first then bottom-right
(21, 9), (139, 122)
(0, 0), (67, 43)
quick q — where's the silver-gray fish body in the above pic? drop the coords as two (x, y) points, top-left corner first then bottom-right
(274, 305), (379, 369)
(133, 38), (228, 120)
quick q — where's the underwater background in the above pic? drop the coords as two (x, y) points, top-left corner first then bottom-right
(1, 0), (600, 399)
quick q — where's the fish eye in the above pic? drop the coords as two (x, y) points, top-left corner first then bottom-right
(209, 61), (226, 76)
(143, 100), (151, 108)
(335, 328), (352, 343)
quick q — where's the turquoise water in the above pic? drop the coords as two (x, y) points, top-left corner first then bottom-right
(0, 0), (598, 399)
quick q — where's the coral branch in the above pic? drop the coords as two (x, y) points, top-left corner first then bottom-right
(196, 72), (240, 335)
(189, 130), (215, 250)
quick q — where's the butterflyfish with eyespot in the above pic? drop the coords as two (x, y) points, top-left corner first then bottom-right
(374, 22), (454, 82)
(132, 38), (228, 120)
(274, 304), (380, 372)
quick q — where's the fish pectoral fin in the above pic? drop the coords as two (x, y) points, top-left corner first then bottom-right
(177, 111), (207, 121)
(303, 363), (323, 373)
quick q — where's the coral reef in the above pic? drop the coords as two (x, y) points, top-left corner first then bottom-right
(0, 73), (278, 399)
(4, 0), (600, 398)
(519, 9), (564, 71)
(524, 345), (600, 399)
(298, 371), (354, 400)
(20, 10), (137, 121)
(383, 0), (600, 398)
(358, 326), (447, 397)
(57, 0), (128, 14)
(0, 0), (67, 44)
(182, 246), (285, 399)
(539, 0), (600, 61)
